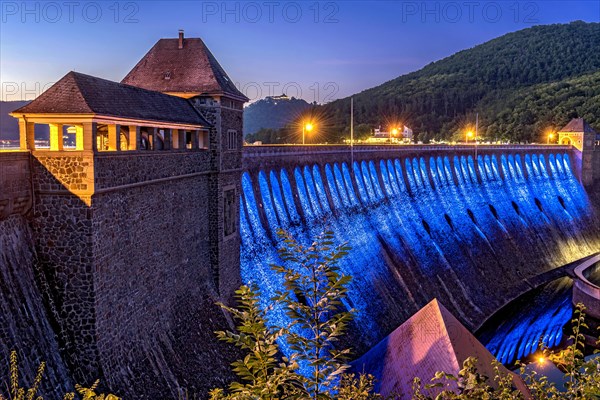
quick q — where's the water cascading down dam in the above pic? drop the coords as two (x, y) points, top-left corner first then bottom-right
(240, 145), (600, 355)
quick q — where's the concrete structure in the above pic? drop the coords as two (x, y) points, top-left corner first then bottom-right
(557, 118), (600, 186)
(352, 299), (530, 399)
(242, 141), (598, 187)
(572, 253), (600, 320)
(243, 144), (571, 179)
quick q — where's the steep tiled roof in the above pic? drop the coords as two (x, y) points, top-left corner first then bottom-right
(122, 37), (248, 101)
(559, 118), (597, 134)
(352, 299), (529, 398)
(11, 72), (211, 127)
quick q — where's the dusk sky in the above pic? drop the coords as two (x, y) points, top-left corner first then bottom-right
(1, 1), (599, 103)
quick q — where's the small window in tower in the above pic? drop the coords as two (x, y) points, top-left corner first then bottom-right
(227, 129), (238, 150)
(164, 71), (172, 80)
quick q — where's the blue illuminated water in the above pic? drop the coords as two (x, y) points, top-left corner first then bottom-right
(239, 151), (599, 356)
(477, 277), (574, 365)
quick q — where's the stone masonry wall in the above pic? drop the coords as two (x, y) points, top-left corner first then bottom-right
(0, 152), (32, 218)
(93, 150), (211, 189)
(242, 144), (574, 175)
(32, 151), (94, 194)
(215, 105), (243, 301)
(91, 167), (238, 398)
(28, 152), (98, 381)
(192, 97), (243, 304)
(23, 148), (240, 398)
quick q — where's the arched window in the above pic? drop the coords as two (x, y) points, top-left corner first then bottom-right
(155, 130), (165, 150)
(140, 131), (151, 150)
(120, 132), (129, 150)
(96, 125), (109, 151)
(96, 125), (129, 151)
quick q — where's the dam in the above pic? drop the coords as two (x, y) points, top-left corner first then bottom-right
(240, 144), (600, 355)
(1, 140), (600, 397)
(1, 30), (599, 398)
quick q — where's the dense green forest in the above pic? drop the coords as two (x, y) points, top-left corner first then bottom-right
(478, 70), (600, 143)
(250, 21), (600, 144)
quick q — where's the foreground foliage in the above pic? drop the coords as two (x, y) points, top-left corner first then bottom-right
(210, 230), (380, 399)
(1, 350), (119, 400)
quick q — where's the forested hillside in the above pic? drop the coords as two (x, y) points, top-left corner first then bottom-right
(322, 21), (600, 143)
(252, 21), (599, 144)
(243, 96), (313, 136)
(479, 70), (600, 143)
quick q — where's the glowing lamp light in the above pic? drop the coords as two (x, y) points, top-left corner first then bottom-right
(466, 130), (474, 143)
(537, 356), (545, 364)
(391, 128), (399, 135)
(302, 122), (314, 145)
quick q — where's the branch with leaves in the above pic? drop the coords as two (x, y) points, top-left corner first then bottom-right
(271, 229), (355, 398)
(209, 285), (305, 400)
(211, 229), (380, 399)
(1, 350), (119, 400)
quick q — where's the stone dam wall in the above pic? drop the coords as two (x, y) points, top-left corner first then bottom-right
(0, 152), (32, 218)
(0, 214), (73, 396)
(0, 149), (241, 399)
(239, 145), (600, 355)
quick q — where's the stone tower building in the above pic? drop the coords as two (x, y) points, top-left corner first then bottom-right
(8, 32), (248, 398)
(557, 118), (600, 185)
(122, 30), (248, 299)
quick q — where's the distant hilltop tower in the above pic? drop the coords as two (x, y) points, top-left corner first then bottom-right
(8, 31), (248, 397)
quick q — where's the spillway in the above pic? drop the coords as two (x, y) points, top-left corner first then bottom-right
(240, 149), (600, 354)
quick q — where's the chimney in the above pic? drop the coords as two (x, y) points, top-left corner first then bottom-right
(178, 29), (184, 49)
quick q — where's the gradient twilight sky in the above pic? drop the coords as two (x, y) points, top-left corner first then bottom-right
(1, 1), (599, 103)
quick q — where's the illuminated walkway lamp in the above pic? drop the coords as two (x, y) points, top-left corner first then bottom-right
(303, 122), (313, 145)
(391, 128), (399, 144)
(466, 130), (474, 143)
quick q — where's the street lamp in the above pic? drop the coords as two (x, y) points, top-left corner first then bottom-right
(391, 128), (398, 144)
(466, 130), (474, 143)
(303, 122), (313, 145)
(547, 132), (554, 144)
